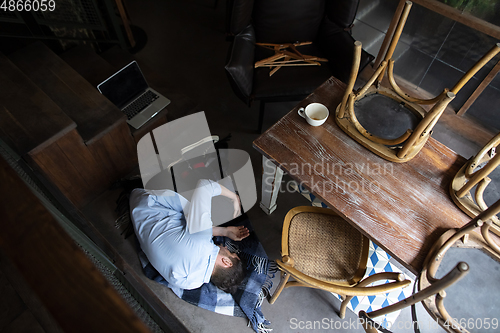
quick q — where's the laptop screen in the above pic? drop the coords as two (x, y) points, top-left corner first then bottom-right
(97, 61), (149, 108)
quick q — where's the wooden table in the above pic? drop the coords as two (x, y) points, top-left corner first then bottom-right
(253, 76), (471, 275)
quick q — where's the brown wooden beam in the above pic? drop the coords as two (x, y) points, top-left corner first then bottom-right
(115, 0), (136, 48)
(0, 156), (151, 333)
(411, 0), (500, 40)
(457, 59), (500, 116)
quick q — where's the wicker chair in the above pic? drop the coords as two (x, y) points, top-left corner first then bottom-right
(359, 199), (500, 333)
(358, 262), (469, 333)
(336, 1), (500, 163)
(270, 206), (411, 319)
(450, 132), (500, 236)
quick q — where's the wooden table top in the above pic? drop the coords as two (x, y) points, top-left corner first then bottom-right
(253, 76), (471, 275)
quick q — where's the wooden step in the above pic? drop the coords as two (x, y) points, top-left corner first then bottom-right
(0, 52), (75, 156)
(9, 41), (126, 144)
(2, 44), (137, 209)
(0, 51), (109, 207)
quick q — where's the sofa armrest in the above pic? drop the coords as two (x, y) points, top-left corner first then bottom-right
(226, 0), (255, 37)
(225, 25), (256, 104)
(317, 17), (374, 84)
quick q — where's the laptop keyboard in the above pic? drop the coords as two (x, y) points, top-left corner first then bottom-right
(122, 90), (159, 119)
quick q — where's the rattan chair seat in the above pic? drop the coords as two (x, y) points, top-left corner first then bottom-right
(288, 211), (364, 282)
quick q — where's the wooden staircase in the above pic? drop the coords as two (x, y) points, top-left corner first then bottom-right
(0, 41), (195, 333)
(0, 41), (167, 209)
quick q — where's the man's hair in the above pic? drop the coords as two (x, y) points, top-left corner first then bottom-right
(211, 257), (246, 294)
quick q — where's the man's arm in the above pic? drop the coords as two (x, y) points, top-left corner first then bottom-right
(213, 182), (249, 241)
(186, 179), (248, 239)
(219, 183), (241, 219)
(212, 225), (250, 241)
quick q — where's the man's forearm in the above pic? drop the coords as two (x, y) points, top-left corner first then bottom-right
(219, 184), (238, 201)
(219, 183), (242, 219)
(212, 226), (227, 237)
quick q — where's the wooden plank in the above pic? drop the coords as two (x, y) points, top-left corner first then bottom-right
(253, 76), (471, 274)
(1, 253), (64, 333)
(0, 52), (75, 156)
(115, 0), (136, 48)
(0, 157), (151, 333)
(0, 265), (26, 332)
(411, 0), (500, 40)
(28, 129), (112, 208)
(112, 121), (139, 172)
(87, 122), (138, 181)
(457, 59), (500, 116)
(28, 131), (95, 207)
(9, 42), (125, 144)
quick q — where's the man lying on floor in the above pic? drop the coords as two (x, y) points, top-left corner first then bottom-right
(129, 179), (250, 294)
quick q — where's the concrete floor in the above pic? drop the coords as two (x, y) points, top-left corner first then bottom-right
(115, 1), (500, 333)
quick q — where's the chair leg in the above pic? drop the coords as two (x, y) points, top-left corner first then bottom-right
(269, 271), (290, 304)
(258, 100), (266, 133)
(339, 295), (352, 319)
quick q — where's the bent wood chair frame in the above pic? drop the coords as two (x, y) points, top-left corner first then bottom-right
(336, 0), (500, 163)
(359, 200), (500, 333)
(450, 132), (500, 235)
(269, 206), (411, 319)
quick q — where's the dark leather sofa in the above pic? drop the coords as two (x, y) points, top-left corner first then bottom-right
(225, 0), (374, 132)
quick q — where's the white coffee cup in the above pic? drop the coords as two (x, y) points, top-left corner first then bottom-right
(298, 103), (329, 126)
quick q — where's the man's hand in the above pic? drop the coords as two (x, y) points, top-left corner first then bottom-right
(212, 226), (250, 241)
(225, 226), (250, 241)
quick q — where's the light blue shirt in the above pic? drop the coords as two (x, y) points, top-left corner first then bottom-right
(130, 179), (222, 290)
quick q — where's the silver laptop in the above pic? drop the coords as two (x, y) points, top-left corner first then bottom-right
(97, 61), (171, 129)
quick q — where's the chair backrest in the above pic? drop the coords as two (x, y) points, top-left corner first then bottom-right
(226, 0), (255, 37)
(252, 0), (326, 43)
(359, 262), (469, 333)
(227, 0), (361, 42)
(450, 132), (500, 234)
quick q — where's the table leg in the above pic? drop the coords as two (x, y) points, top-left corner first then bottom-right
(260, 156), (283, 215)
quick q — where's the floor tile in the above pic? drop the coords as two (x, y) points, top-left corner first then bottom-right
(352, 19), (386, 58)
(466, 85), (500, 131)
(392, 47), (434, 85)
(405, 4), (454, 58)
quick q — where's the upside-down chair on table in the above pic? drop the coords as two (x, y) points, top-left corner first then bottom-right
(336, 1), (500, 162)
